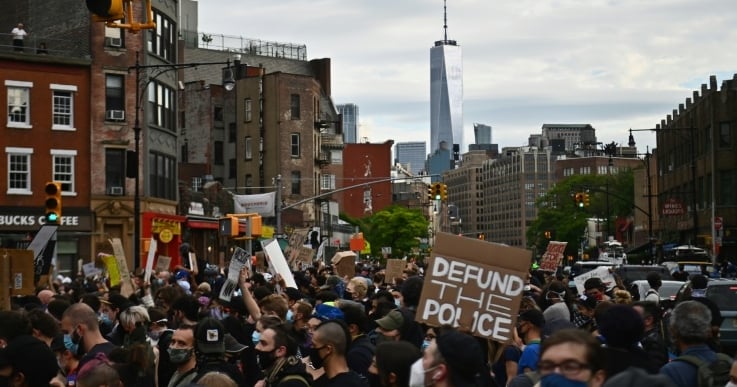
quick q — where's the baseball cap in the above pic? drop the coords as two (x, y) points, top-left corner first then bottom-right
(196, 317), (226, 354)
(576, 294), (598, 310)
(584, 277), (605, 291)
(312, 303), (345, 322)
(375, 309), (404, 331)
(224, 333), (248, 354)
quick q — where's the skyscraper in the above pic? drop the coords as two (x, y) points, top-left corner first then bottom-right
(430, 1), (463, 159)
(473, 123), (492, 144)
(395, 141), (427, 175)
(337, 103), (358, 143)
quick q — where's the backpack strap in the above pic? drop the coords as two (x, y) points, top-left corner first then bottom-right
(674, 354), (706, 368)
(278, 374), (311, 387)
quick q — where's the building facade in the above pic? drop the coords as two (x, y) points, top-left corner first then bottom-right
(442, 151), (490, 237)
(395, 141), (427, 175)
(540, 124), (597, 152)
(340, 142), (393, 218)
(473, 123), (492, 144)
(430, 34), (463, 157)
(337, 103), (358, 144)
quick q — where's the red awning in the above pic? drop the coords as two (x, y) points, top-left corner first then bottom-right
(187, 220), (218, 230)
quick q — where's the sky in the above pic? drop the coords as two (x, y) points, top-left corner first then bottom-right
(197, 0), (737, 154)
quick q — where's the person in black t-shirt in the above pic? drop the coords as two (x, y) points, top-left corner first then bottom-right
(310, 320), (368, 387)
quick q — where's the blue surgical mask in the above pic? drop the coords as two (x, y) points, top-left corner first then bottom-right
(286, 309), (295, 322)
(252, 330), (261, 345)
(99, 313), (112, 326)
(540, 373), (589, 387)
(421, 340), (431, 351)
(63, 334), (79, 356)
(394, 298), (401, 308)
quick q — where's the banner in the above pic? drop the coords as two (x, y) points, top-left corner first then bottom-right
(233, 192), (276, 217)
(539, 241), (567, 272)
(416, 232), (531, 342)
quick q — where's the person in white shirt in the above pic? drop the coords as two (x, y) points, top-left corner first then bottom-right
(11, 22), (27, 52)
(644, 272), (662, 305)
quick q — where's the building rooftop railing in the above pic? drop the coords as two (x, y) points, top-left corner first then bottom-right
(0, 33), (90, 60)
(181, 29), (307, 61)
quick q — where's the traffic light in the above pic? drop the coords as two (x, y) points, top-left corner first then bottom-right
(544, 230), (552, 239)
(427, 183), (435, 201)
(219, 216), (239, 237)
(439, 183), (448, 201)
(44, 182), (62, 224)
(574, 192), (584, 208)
(584, 193), (590, 207)
(86, 0), (125, 22)
(434, 183), (441, 200)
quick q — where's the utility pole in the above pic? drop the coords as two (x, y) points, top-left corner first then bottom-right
(275, 174), (282, 237)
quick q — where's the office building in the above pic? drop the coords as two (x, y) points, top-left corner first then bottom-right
(474, 123), (491, 144)
(395, 141), (427, 175)
(337, 103), (358, 143)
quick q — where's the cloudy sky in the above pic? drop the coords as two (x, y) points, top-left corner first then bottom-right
(197, 0), (737, 154)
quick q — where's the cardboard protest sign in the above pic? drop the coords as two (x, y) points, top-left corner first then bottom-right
(287, 228), (310, 263)
(262, 239), (297, 289)
(109, 238), (134, 297)
(144, 238), (158, 283)
(539, 241), (568, 272)
(416, 232), (531, 343)
(384, 259), (405, 284)
(7, 250), (35, 296)
(331, 251), (356, 278)
(573, 266), (616, 294)
(155, 256), (172, 272)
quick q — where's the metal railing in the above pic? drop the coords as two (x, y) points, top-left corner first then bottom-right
(0, 33), (90, 59)
(181, 29), (307, 61)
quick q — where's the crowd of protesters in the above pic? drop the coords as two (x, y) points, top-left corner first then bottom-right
(2, 251), (737, 387)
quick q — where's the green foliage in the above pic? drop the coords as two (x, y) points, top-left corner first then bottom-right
(527, 169), (634, 260)
(342, 206), (429, 258)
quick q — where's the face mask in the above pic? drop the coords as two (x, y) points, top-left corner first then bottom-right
(421, 340), (431, 351)
(252, 330), (261, 346)
(286, 309), (295, 322)
(256, 349), (277, 370)
(309, 346), (326, 370)
(99, 313), (112, 326)
(540, 373), (588, 387)
(210, 308), (224, 320)
(168, 347), (193, 365)
(394, 298), (402, 308)
(409, 358), (437, 387)
(726, 382), (737, 387)
(148, 330), (162, 341)
(64, 333), (79, 355)
(344, 290), (354, 300)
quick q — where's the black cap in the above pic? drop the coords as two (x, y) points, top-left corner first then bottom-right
(584, 277), (605, 291)
(436, 331), (484, 383)
(195, 317), (225, 354)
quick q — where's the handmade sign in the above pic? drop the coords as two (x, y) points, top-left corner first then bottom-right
(539, 241), (568, 272)
(416, 232), (531, 342)
(384, 259), (405, 284)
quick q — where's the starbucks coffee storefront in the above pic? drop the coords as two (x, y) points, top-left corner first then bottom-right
(0, 207), (93, 278)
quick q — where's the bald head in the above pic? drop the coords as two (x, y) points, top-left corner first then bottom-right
(63, 303), (100, 331)
(38, 289), (55, 305)
(314, 321), (350, 356)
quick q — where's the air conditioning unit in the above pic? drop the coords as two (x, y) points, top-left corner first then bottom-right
(107, 186), (124, 196)
(106, 37), (122, 47)
(106, 110), (125, 121)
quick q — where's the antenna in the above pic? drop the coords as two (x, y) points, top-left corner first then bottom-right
(443, 0), (448, 42)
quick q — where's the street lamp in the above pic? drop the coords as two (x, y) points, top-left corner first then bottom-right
(629, 126), (698, 247)
(129, 53), (236, 268)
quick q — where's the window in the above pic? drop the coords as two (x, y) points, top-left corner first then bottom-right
(6, 147), (33, 194)
(105, 74), (124, 112)
(148, 11), (175, 61)
(228, 159), (236, 179)
(51, 150), (77, 193)
(149, 152), (177, 200)
(720, 122), (731, 148)
(291, 171), (301, 195)
(105, 148), (125, 193)
(6, 80), (32, 128)
(245, 174), (253, 195)
(51, 84), (77, 130)
(181, 139), (189, 163)
(214, 141), (224, 165)
(245, 136), (252, 160)
(290, 94), (300, 119)
(290, 133), (300, 158)
(320, 174), (336, 190)
(214, 106), (223, 122)
(244, 98), (252, 122)
(330, 150), (342, 164)
(228, 123), (236, 143)
(148, 81), (175, 131)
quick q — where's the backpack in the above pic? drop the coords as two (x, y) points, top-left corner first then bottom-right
(674, 353), (733, 387)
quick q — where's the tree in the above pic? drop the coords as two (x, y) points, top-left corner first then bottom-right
(342, 205), (429, 259)
(527, 169), (634, 260)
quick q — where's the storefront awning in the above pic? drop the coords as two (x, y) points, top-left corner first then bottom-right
(152, 217), (183, 235)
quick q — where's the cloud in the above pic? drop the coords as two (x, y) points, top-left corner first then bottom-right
(197, 0), (737, 153)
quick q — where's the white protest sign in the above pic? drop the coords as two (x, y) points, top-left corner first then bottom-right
(573, 265), (616, 294)
(262, 239), (297, 289)
(416, 232), (531, 343)
(219, 247), (251, 302)
(144, 238), (158, 283)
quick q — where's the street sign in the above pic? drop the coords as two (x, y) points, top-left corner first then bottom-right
(715, 217), (723, 231)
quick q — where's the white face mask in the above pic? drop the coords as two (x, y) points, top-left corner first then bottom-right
(726, 382), (737, 387)
(408, 358), (438, 387)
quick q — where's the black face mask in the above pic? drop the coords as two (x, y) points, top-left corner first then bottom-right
(309, 347), (326, 369)
(256, 349), (277, 370)
(343, 291), (354, 300)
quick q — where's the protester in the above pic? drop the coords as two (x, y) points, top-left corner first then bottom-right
(632, 301), (669, 369)
(517, 308), (544, 375)
(412, 329), (485, 387)
(340, 302), (375, 378)
(537, 329), (606, 387)
(369, 341), (421, 387)
(254, 323), (312, 386)
(166, 325), (199, 387)
(61, 303), (117, 370)
(191, 317), (247, 385)
(0, 334), (59, 386)
(597, 304), (658, 378)
(583, 277), (611, 302)
(645, 272), (663, 304)
(310, 320), (368, 386)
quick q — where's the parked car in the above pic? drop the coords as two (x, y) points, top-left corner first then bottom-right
(674, 278), (737, 349)
(629, 279), (684, 302)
